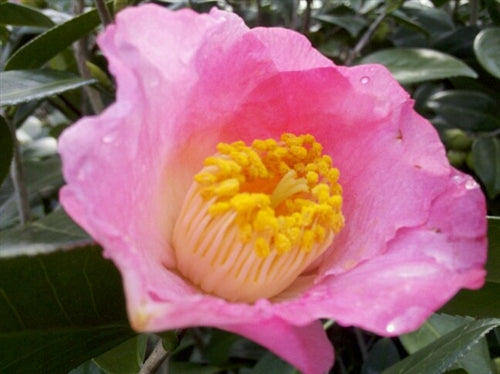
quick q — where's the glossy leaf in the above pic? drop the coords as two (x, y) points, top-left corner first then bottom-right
(390, 10), (430, 38)
(204, 330), (239, 365)
(382, 318), (500, 374)
(0, 69), (95, 106)
(0, 157), (64, 229)
(400, 314), (494, 374)
(441, 282), (500, 319)
(0, 209), (91, 256)
(391, 5), (454, 47)
(4, 5), (105, 70)
(361, 338), (400, 374)
(472, 137), (500, 199)
(0, 116), (13, 185)
(0, 2), (54, 27)
(426, 90), (500, 132)
(474, 28), (500, 78)
(250, 352), (296, 374)
(69, 360), (105, 374)
(360, 48), (477, 84)
(168, 362), (223, 374)
(314, 14), (368, 37)
(0, 211), (134, 373)
(93, 335), (148, 374)
(432, 26), (480, 57)
(159, 330), (180, 352)
(486, 217), (500, 284)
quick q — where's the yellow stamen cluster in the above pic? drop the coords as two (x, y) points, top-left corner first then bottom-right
(172, 133), (344, 302)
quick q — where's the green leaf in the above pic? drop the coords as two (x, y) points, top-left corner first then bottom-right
(4, 5), (105, 70)
(361, 338), (400, 374)
(471, 137), (500, 199)
(0, 69), (95, 106)
(382, 318), (500, 374)
(390, 10), (430, 39)
(400, 314), (495, 374)
(0, 2), (54, 27)
(93, 335), (147, 374)
(0, 156), (64, 228)
(432, 26), (480, 57)
(0, 209), (91, 256)
(205, 330), (239, 365)
(0, 116), (13, 185)
(426, 90), (500, 132)
(314, 14), (368, 37)
(486, 217), (500, 284)
(70, 359), (106, 374)
(250, 352), (296, 374)
(0, 211), (134, 373)
(158, 330), (180, 352)
(360, 48), (478, 84)
(168, 361), (223, 374)
(114, 0), (129, 13)
(474, 28), (500, 79)
(440, 282), (500, 319)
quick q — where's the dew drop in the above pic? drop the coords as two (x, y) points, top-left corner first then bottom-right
(465, 179), (478, 190)
(77, 170), (85, 181)
(149, 76), (160, 88)
(386, 323), (396, 334)
(360, 76), (370, 84)
(102, 134), (115, 144)
(452, 174), (465, 184)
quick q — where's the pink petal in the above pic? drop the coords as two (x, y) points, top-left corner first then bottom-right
(225, 319), (333, 374)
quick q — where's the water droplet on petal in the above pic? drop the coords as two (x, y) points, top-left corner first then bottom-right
(102, 134), (115, 144)
(386, 322), (396, 333)
(77, 170), (85, 181)
(465, 179), (478, 190)
(149, 76), (160, 88)
(360, 76), (370, 84)
(452, 174), (465, 184)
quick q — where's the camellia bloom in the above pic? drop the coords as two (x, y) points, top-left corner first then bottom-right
(59, 4), (487, 374)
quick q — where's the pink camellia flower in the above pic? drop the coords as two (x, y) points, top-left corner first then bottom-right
(58, 4), (487, 374)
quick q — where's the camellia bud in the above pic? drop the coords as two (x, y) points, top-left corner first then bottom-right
(443, 129), (474, 151)
(447, 149), (467, 168)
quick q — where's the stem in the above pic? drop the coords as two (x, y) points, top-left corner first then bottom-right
(469, 0), (479, 25)
(489, 128), (500, 137)
(94, 0), (113, 26)
(73, 0), (104, 114)
(302, 0), (312, 34)
(323, 319), (335, 330)
(354, 328), (368, 361)
(6, 115), (31, 224)
(345, 10), (386, 65)
(256, 0), (262, 26)
(139, 340), (170, 374)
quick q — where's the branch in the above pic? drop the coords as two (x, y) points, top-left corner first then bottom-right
(73, 0), (104, 114)
(139, 340), (170, 374)
(5, 114), (31, 224)
(94, 0), (113, 26)
(345, 10), (386, 65)
(302, 0), (312, 34)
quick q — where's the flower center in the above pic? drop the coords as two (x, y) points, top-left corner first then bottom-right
(172, 133), (344, 302)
